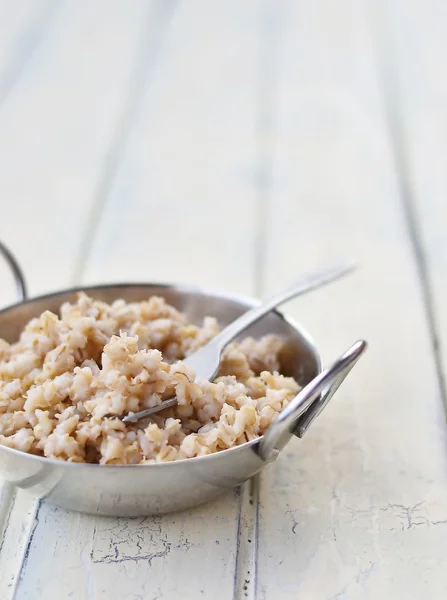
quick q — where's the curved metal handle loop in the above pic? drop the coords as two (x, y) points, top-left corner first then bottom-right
(257, 340), (367, 463)
(0, 241), (28, 303)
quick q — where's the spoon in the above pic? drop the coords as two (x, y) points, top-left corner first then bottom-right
(121, 262), (355, 423)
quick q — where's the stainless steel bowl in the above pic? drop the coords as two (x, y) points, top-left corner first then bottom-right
(0, 243), (366, 516)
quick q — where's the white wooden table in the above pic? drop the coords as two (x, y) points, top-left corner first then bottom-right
(1, 1), (447, 598)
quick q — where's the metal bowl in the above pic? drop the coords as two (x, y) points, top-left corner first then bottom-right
(0, 243), (366, 516)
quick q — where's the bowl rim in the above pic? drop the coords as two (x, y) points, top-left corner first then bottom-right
(0, 281), (322, 469)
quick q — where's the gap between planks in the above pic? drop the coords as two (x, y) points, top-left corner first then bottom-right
(234, 1), (281, 598)
(233, 477), (260, 600)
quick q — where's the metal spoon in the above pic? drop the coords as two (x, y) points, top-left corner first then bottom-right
(121, 262), (355, 423)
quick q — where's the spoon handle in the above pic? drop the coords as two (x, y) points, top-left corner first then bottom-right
(210, 261), (356, 352)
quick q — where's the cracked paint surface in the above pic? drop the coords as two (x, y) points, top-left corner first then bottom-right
(92, 516), (201, 565)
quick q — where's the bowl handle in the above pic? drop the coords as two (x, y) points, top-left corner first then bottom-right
(0, 241), (28, 303)
(257, 340), (367, 463)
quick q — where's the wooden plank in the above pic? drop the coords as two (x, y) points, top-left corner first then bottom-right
(16, 1), (262, 599)
(372, 0), (447, 414)
(256, 1), (447, 598)
(0, 0), (153, 298)
(0, 1), (161, 598)
(16, 495), (241, 600)
(0, 490), (40, 599)
(80, 2), (260, 296)
(0, 0), (57, 307)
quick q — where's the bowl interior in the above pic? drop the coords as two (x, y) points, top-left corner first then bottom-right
(0, 283), (321, 386)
